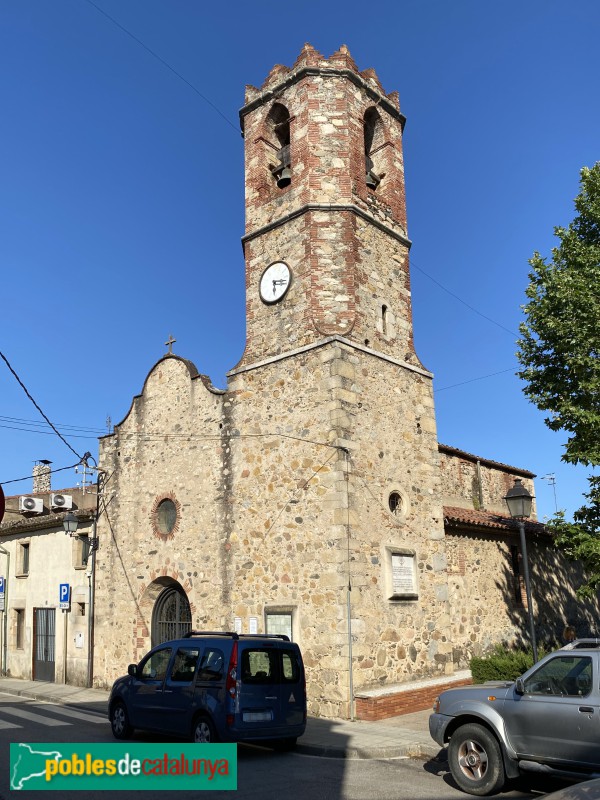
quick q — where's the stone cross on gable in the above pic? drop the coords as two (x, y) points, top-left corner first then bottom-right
(165, 334), (176, 354)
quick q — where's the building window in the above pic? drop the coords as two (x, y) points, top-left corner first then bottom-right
(18, 543), (30, 576)
(15, 609), (25, 649)
(74, 534), (90, 569)
(157, 500), (177, 535)
(265, 610), (293, 641)
(150, 494), (181, 541)
(388, 491), (402, 515)
(384, 547), (418, 600)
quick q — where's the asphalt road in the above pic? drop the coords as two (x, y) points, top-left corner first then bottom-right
(0, 694), (575, 800)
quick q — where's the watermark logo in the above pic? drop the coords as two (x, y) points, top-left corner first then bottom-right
(10, 743), (237, 790)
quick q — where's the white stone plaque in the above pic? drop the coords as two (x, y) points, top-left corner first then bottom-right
(249, 616), (258, 634)
(391, 553), (416, 595)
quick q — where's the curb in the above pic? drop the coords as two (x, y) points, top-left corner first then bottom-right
(0, 686), (108, 716)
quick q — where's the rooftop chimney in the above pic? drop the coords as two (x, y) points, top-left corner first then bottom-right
(32, 460), (52, 493)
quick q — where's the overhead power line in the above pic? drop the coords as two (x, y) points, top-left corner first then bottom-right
(0, 415), (105, 434)
(410, 257), (520, 338)
(84, 0), (239, 133)
(435, 367), (516, 393)
(0, 350), (83, 461)
(1, 462), (81, 487)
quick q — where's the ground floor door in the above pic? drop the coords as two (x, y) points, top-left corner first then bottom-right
(33, 608), (55, 682)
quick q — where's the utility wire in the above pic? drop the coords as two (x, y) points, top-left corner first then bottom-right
(0, 423), (98, 440)
(0, 415), (105, 434)
(0, 350), (83, 460)
(435, 366), (516, 392)
(410, 257), (520, 338)
(84, 0), (239, 133)
(261, 447), (339, 540)
(1, 462), (81, 486)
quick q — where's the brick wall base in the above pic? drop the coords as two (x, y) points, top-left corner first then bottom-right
(355, 676), (472, 721)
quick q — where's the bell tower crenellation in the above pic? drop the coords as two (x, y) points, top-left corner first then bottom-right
(235, 44), (420, 373)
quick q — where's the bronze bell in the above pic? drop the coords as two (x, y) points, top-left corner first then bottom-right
(366, 170), (380, 190)
(277, 167), (292, 188)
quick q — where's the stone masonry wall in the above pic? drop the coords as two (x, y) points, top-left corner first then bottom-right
(228, 338), (449, 718)
(446, 529), (600, 669)
(439, 447), (537, 517)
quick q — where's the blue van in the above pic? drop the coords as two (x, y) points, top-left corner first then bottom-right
(108, 631), (306, 748)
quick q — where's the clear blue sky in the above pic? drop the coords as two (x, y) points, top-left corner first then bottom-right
(1, 0), (598, 520)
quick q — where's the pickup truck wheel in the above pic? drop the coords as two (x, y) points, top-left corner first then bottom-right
(448, 723), (505, 796)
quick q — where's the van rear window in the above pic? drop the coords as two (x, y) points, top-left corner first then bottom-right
(241, 649), (276, 684)
(281, 650), (299, 682)
(241, 648), (301, 684)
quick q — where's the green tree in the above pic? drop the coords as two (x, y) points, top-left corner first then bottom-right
(517, 163), (600, 596)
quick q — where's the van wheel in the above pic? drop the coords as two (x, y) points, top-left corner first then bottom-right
(192, 715), (218, 743)
(273, 737), (297, 752)
(110, 701), (133, 740)
(448, 723), (505, 796)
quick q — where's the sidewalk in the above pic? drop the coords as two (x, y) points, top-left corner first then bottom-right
(0, 677), (443, 761)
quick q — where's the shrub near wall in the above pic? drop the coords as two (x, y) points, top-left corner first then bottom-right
(470, 645), (548, 683)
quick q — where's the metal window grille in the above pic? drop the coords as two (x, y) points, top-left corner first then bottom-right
(152, 588), (192, 645)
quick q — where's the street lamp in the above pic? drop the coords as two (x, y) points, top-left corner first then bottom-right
(62, 511), (79, 536)
(504, 478), (538, 662)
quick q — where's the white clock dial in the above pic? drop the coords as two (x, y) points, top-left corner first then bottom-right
(259, 261), (291, 304)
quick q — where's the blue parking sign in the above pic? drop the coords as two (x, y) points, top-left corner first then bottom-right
(0, 577), (4, 594)
(59, 583), (70, 608)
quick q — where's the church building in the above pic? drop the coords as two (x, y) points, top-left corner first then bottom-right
(92, 45), (595, 719)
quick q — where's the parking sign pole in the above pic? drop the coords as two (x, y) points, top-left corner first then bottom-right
(0, 545), (9, 676)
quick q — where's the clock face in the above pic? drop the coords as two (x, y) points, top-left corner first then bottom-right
(259, 261), (291, 304)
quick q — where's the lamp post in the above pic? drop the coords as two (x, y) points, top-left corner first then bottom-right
(504, 478), (538, 662)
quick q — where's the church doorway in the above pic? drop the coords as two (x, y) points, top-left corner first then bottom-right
(151, 585), (192, 646)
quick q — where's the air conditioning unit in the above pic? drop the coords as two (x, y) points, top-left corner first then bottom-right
(51, 493), (73, 510)
(19, 496), (43, 514)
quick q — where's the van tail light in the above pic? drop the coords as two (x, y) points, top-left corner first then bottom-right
(302, 667), (307, 722)
(226, 642), (238, 702)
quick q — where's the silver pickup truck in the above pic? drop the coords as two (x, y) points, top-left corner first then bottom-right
(429, 641), (600, 796)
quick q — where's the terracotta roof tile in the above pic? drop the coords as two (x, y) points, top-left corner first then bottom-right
(443, 505), (547, 535)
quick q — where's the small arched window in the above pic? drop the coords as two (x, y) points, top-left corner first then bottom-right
(364, 107), (384, 190)
(266, 103), (291, 188)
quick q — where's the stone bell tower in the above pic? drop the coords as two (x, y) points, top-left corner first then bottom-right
(238, 43), (418, 369)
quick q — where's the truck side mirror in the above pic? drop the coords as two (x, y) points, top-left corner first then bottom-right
(515, 678), (525, 695)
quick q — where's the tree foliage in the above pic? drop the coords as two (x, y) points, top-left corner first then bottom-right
(517, 163), (600, 467)
(517, 163), (600, 595)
